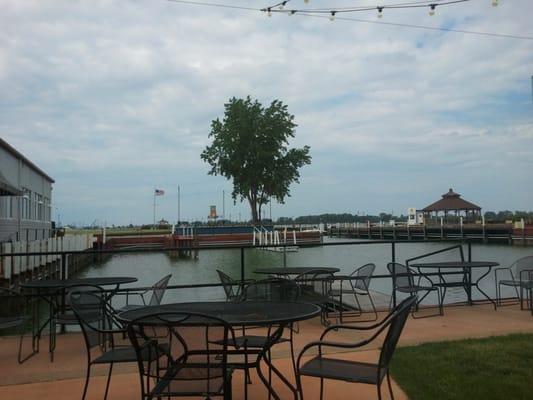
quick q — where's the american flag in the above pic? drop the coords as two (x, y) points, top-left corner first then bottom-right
(154, 189), (165, 196)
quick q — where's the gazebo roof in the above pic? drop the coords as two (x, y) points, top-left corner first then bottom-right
(422, 188), (481, 212)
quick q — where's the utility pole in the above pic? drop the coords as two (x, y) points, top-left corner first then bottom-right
(177, 185), (180, 225)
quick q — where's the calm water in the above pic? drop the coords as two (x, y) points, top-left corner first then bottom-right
(75, 237), (533, 306)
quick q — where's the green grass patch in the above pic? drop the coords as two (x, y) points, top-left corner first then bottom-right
(391, 334), (533, 400)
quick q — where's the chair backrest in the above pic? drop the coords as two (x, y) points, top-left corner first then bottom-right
(387, 262), (415, 290)
(294, 269), (334, 297)
(351, 263), (376, 291)
(216, 270), (237, 300)
(513, 256), (533, 279)
(148, 274), (172, 306)
(240, 278), (300, 302)
(69, 285), (115, 350)
(378, 295), (417, 373)
(127, 311), (233, 398)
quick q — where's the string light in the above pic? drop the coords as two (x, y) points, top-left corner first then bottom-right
(279, 1), (286, 10)
(429, 4), (436, 16)
(491, 0), (498, 6)
(165, 1), (533, 42)
(377, 6), (383, 18)
(329, 11), (336, 21)
(267, 7), (272, 17)
(289, 9), (296, 16)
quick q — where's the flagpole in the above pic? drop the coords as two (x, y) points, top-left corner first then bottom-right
(153, 189), (156, 228)
(178, 185), (181, 225)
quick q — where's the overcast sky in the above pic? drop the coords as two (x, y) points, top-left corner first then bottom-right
(1, 0), (532, 226)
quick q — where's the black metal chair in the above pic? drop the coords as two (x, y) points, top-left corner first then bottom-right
(216, 270), (255, 302)
(120, 274), (172, 312)
(494, 255), (533, 308)
(0, 287), (38, 363)
(127, 311), (234, 400)
(330, 263), (378, 323)
(231, 278), (301, 399)
(387, 262), (443, 318)
(70, 285), (160, 400)
(295, 269), (335, 325)
(296, 295), (417, 400)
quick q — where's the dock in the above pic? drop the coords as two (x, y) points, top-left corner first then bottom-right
(328, 223), (533, 245)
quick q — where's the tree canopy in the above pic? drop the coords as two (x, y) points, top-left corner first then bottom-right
(201, 96), (311, 225)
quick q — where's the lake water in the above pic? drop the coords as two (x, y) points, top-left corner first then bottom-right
(75, 237), (533, 306)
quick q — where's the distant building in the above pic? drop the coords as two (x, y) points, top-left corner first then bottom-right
(0, 138), (55, 242)
(422, 188), (481, 222)
(407, 207), (424, 225)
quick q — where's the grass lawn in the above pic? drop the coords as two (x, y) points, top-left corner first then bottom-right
(391, 333), (533, 400)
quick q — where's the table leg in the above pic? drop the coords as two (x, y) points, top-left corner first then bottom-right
(474, 267), (497, 310)
(255, 325), (299, 400)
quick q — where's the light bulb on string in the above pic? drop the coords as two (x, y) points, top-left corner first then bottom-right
(289, 10), (296, 16)
(329, 11), (336, 21)
(429, 4), (436, 16)
(279, 1), (286, 10)
(304, 0), (310, 4)
(377, 7), (383, 18)
(267, 8), (272, 17)
(491, 0), (498, 6)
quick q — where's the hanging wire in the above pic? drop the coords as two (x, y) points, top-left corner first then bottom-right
(165, 0), (533, 41)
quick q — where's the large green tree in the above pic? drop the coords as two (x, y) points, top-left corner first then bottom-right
(201, 96), (311, 225)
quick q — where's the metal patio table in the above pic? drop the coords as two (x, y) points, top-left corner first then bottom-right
(119, 301), (321, 400)
(20, 276), (137, 359)
(254, 267), (340, 276)
(410, 261), (499, 309)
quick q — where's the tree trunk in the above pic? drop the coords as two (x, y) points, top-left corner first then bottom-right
(248, 197), (259, 225)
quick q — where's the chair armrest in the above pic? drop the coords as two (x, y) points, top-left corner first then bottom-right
(297, 331), (384, 371)
(519, 268), (533, 283)
(494, 267), (512, 282)
(113, 291), (148, 306)
(320, 311), (395, 340)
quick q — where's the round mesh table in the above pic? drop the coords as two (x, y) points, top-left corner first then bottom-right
(20, 276), (138, 290)
(410, 261), (498, 308)
(118, 301), (321, 326)
(20, 276), (138, 360)
(254, 267), (339, 276)
(119, 301), (321, 400)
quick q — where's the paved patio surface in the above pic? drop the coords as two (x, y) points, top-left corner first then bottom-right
(0, 302), (532, 399)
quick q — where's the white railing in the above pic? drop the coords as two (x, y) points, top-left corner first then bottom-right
(0, 234), (96, 279)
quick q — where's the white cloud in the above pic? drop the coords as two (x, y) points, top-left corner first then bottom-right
(1, 0), (532, 224)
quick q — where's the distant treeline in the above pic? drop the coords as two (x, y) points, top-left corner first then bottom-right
(276, 210), (533, 225)
(276, 213), (402, 225)
(483, 211), (533, 223)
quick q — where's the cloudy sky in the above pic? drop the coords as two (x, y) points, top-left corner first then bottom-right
(1, 0), (532, 226)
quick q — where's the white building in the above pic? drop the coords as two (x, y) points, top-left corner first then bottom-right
(0, 138), (55, 242)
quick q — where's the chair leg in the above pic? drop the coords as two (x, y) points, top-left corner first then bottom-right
(387, 371), (395, 400)
(82, 364), (92, 400)
(319, 377), (324, 400)
(377, 381), (382, 400)
(367, 292), (378, 321)
(289, 327), (297, 380)
(268, 349), (272, 400)
(104, 362), (113, 400)
(295, 372), (304, 400)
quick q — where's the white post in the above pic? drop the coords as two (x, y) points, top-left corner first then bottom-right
(293, 230), (297, 245)
(171, 224), (175, 235)
(103, 224), (107, 244)
(253, 229), (256, 245)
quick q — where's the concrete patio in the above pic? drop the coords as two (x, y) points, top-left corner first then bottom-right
(1, 302), (532, 400)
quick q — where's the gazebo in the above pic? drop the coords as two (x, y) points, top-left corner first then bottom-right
(422, 188), (481, 223)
